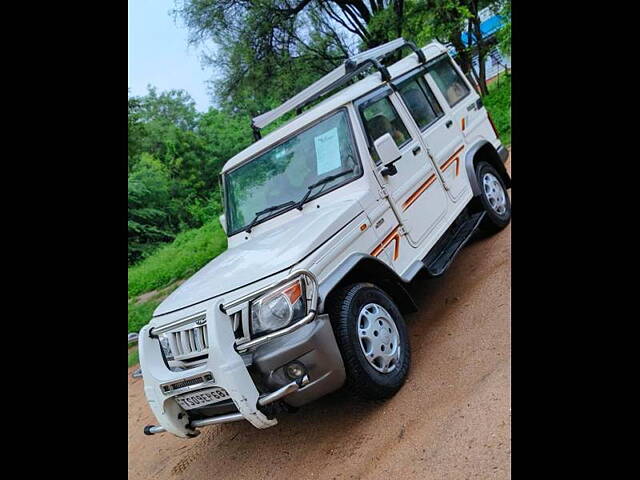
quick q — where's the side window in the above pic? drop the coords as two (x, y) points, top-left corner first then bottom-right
(398, 78), (443, 130)
(429, 57), (471, 107)
(360, 97), (411, 163)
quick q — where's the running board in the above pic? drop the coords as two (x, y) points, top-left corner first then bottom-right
(422, 212), (485, 277)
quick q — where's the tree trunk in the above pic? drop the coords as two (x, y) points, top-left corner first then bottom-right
(468, 62), (482, 93)
(469, 3), (488, 95)
(449, 34), (472, 75)
(395, 0), (404, 39)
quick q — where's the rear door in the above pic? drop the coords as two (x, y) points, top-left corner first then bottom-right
(356, 89), (448, 246)
(395, 73), (466, 200)
(422, 55), (479, 199)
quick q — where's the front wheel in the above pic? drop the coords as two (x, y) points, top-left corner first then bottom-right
(475, 161), (511, 233)
(329, 283), (410, 400)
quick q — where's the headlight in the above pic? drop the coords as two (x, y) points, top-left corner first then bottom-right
(158, 333), (174, 361)
(250, 277), (307, 336)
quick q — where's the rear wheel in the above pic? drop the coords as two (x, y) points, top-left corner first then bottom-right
(475, 161), (511, 233)
(329, 283), (410, 400)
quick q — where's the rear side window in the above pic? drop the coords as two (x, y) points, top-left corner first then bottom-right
(429, 57), (471, 107)
(398, 78), (443, 130)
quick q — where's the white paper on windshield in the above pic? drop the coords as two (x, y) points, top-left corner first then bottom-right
(314, 128), (342, 175)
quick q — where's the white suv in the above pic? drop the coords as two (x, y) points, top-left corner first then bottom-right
(139, 38), (511, 438)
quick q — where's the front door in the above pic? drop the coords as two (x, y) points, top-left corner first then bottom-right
(357, 89), (448, 246)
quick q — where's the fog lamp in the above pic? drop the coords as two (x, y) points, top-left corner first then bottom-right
(285, 362), (306, 380)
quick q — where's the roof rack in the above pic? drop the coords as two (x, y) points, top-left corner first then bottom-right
(251, 38), (427, 140)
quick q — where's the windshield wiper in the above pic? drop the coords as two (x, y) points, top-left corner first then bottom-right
(244, 168), (355, 233)
(295, 168), (355, 211)
(245, 200), (296, 233)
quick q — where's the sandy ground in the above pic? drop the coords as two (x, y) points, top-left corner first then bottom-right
(128, 156), (511, 480)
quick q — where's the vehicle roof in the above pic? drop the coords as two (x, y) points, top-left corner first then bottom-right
(221, 41), (449, 173)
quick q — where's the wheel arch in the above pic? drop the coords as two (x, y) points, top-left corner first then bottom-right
(318, 254), (417, 316)
(464, 140), (511, 196)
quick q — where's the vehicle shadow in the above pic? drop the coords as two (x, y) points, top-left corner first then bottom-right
(166, 385), (388, 477)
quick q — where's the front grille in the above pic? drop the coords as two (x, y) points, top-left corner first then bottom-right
(160, 310), (245, 368)
(169, 322), (209, 360)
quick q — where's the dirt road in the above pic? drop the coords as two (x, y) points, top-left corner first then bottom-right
(128, 157), (511, 480)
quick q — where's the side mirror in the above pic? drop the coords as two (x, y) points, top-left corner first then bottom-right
(219, 214), (227, 234)
(373, 133), (401, 176)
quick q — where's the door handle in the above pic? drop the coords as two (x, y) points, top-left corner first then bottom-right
(445, 120), (453, 128)
(412, 145), (421, 155)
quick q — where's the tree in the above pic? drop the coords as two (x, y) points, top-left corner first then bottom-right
(174, 1), (412, 115)
(496, 0), (510, 57)
(424, 0), (502, 96)
(127, 85), (261, 263)
(468, 0), (489, 95)
(198, 109), (254, 178)
(128, 154), (175, 264)
(424, 0), (473, 78)
(128, 87), (210, 224)
(128, 92), (147, 172)
(137, 86), (198, 130)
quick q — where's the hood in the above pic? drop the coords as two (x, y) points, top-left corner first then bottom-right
(154, 198), (364, 317)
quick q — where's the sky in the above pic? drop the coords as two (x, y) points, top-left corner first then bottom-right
(128, 0), (215, 111)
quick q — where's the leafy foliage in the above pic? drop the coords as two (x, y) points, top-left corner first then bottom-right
(496, 0), (511, 57)
(128, 153), (175, 264)
(174, 1), (421, 115)
(127, 86), (257, 264)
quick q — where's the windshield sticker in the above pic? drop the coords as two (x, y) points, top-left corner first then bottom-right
(314, 127), (342, 175)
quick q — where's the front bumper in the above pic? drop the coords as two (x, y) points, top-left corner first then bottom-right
(139, 301), (345, 437)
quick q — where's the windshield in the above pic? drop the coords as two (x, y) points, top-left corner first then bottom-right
(224, 110), (362, 235)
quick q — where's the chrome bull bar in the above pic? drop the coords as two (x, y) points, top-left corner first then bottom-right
(144, 375), (310, 435)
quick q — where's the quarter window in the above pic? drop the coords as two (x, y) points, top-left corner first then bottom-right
(398, 78), (443, 130)
(429, 57), (471, 107)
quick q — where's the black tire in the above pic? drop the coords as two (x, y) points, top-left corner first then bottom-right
(475, 161), (511, 233)
(328, 283), (410, 400)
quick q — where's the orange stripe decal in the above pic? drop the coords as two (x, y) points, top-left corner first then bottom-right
(402, 174), (436, 211)
(440, 145), (465, 177)
(461, 117), (466, 130)
(371, 226), (401, 260)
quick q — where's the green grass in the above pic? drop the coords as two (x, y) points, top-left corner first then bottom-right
(128, 347), (139, 367)
(484, 73), (511, 147)
(128, 297), (164, 333)
(128, 221), (228, 298)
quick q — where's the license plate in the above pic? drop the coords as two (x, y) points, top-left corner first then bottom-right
(175, 387), (230, 410)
